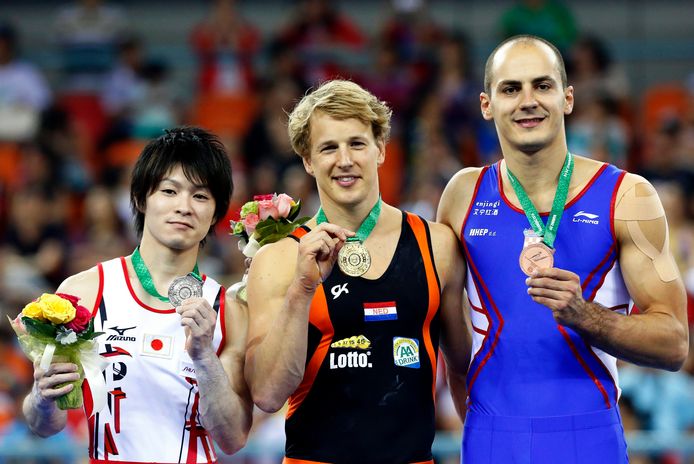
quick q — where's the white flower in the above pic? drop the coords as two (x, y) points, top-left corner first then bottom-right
(56, 329), (78, 345)
(242, 235), (261, 258)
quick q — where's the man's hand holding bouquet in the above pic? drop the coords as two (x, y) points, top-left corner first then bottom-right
(9, 293), (107, 414)
(229, 193), (310, 303)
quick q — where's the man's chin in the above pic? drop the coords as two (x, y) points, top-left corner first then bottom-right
(166, 239), (198, 251)
(516, 140), (547, 154)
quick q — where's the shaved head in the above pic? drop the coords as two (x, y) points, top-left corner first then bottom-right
(484, 35), (567, 95)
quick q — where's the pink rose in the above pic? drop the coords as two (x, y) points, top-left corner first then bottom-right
(253, 194), (274, 201)
(275, 193), (293, 218)
(242, 212), (260, 235)
(258, 199), (279, 221)
(65, 303), (92, 332)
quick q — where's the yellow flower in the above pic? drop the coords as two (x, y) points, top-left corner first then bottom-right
(39, 294), (76, 324)
(21, 300), (46, 321)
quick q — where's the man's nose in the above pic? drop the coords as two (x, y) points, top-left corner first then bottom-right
(336, 145), (354, 167)
(175, 193), (193, 214)
(519, 88), (539, 110)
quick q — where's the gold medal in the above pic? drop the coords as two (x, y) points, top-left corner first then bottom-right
(338, 241), (371, 277)
(519, 242), (554, 276)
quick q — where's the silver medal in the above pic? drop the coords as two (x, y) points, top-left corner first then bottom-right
(168, 273), (203, 306)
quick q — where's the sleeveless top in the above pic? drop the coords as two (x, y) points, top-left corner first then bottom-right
(462, 162), (630, 416)
(284, 212), (441, 464)
(83, 257), (226, 463)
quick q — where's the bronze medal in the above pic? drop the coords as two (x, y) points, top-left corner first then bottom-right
(168, 273), (203, 306)
(519, 242), (554, 276)
(338, 241), (371, 277)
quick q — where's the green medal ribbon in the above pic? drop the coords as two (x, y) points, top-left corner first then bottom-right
(316, 196), (382, 243)
(131, 247), (201, 302)
(506, 152), (574, 249)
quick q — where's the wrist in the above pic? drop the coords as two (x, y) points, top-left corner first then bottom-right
(31, 387), (56, 414)
(290, 275), (319, 297)
(568, 300), (608, 336)
(190, 346), (218, 364)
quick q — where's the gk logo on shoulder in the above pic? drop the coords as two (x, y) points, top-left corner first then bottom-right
(393, 337), (420, 368)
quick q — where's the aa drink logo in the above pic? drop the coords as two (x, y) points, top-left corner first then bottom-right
(393, 337), (420, 368)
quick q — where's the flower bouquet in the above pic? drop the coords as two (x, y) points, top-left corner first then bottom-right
(9, 293), (104, 410)
(229, 193), (310, 302)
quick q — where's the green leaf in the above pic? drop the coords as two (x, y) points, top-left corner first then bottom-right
(294, 216), (311, 226)
(22, 316), (57, 338)
(79, 331), (105, 341)
(287, 200), (303, 220)
(75, 319), (104, 341)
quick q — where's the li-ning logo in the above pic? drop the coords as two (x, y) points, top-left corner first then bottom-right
(107, 326), (137, 342)
(572, 211), (599, 225)
(331, 283), (349, 300)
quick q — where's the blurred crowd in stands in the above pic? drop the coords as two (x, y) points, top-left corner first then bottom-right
(1, 0), (694, 462)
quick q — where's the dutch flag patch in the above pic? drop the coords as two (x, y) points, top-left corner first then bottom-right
(363, 301), (398, 322)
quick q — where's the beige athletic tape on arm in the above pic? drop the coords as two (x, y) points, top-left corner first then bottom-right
(614, 182), (665, 220)
(615, 181), (678, 282)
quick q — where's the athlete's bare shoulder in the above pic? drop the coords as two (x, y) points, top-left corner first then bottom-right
(437, 166), (486, 235)
(571, 153), (609, 182)
(616, 171), (651, 196)
(56, 266), (101, 313)
(247, 234), (301, 293)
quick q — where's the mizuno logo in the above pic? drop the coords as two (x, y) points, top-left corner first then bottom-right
(106, 335), (136, 342)
(572, 211), (599, 225)
(110, 326), (136, 335)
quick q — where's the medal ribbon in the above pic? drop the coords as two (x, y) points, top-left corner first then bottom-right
(316, 196), (382, 243)
(131, 247), (200, 302)
(506, 152), (574, 249)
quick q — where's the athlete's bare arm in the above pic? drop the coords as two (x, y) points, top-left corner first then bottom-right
(22, 267), (100, 437)
(527, 173), (689, 370)
(195, 295), (253, 454)
(436, 167), (484, 418)
(429, 221), (471, 421)
(244, 223), (353, 412)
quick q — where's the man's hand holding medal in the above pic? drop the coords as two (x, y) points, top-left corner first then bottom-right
(169, 274), (214, 361)
(296, 222), (355, 292)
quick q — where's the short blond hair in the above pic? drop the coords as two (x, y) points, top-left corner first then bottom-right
(287, 80), (392, 159)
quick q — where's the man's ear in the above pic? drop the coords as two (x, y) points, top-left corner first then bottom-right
(302, 156), (315, 177)
(480, 92), (493, 121)
(564, 85), (574, 115)
(376, 139), (386, 167)
(134, 198), (145, 213)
